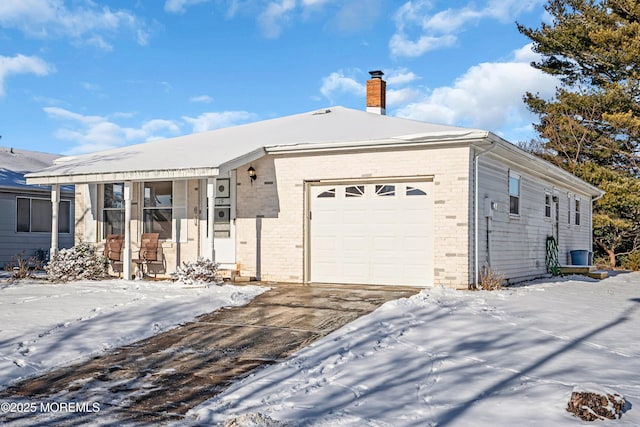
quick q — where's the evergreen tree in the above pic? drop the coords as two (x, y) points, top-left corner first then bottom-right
(519, 0), (640, 267)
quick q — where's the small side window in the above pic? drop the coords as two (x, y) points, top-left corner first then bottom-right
(544, 192), (551, 218)
(509, 171), (520, 215)
(567, 194), (572, 224)
(575, 198), (581, 225)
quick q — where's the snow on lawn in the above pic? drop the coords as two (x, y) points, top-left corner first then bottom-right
(0, 276), (267, 387)
(185, 272), (640, 427)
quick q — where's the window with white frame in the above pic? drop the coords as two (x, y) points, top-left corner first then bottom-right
(567, 194), (572, 224)
(17, 197), (71, 233)
(544, 192), (552, 218)
(575, 198), (581, 225)
(103, 183), (125, 237)
(509, 171), (520, 215)
(143, 181), (172, 239)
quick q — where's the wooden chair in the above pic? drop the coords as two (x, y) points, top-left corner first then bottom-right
(132, 233), (161, 278)
(104, 234), (124, 276)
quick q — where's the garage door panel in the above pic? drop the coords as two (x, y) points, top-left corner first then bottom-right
(310, 181), (433, 286)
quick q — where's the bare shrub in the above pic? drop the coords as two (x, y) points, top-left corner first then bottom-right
(567, 390), (626, 421)
(4, 252), (38, 281)
(478, 266), (504, 290)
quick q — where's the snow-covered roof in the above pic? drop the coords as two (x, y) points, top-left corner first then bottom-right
(26, 106), (483, 184)
(0, 147), (72, 192)
(23, 106), (603, 198)
(0, 146), (61, 172)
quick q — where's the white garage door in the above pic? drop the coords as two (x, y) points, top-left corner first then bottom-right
(309, 181), (433, 286)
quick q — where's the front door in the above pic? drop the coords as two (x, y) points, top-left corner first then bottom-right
(199, 175), (236, 266)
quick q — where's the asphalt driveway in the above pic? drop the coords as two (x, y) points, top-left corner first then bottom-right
(0, 282), (419, 425)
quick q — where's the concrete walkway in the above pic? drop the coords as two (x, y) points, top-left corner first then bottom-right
(0, 282), (419, 425)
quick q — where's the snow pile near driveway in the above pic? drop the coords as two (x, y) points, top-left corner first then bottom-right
(0, 278), (267, 386)
(186, 273), (640, 426)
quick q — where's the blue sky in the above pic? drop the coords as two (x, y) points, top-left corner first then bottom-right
(0, 0), (559, 155)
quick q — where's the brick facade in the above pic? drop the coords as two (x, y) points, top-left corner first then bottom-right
(235, 145), (472, 287)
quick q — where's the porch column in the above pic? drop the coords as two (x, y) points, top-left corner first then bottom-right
(207, 178), (216, 261)
(123, 181), (133, 280)
(50, 184), (60, 257)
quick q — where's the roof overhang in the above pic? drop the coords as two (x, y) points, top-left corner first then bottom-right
(26, 167), (220, 185)
(265, 130), (490, 154)
(480, 133), (605, 199)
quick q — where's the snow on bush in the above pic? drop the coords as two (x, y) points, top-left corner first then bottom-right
(172, 257), (221, 286)
(46, 242), (109, 283)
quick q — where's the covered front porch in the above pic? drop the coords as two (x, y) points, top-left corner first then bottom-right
(29, 171), (243, 280)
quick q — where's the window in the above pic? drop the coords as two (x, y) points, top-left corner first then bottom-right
(317, 188), (336, 198)
(406, 186), (427, 196)
(544, 192), (552, 218)
(375, 184), (395, 197)
(103, 183), (124, 237)
(345, 185), (365, 198)
(16, 197), (71, 233)
(143, 181), (172, 239)
(567, 194), (572, 224)
(575, 198), (581, 225)
(509, 171), (520, 215)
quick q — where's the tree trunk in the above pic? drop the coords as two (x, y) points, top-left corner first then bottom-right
(607, 249), (616, 268)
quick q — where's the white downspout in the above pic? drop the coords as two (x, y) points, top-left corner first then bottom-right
(474, 140), (498, 289)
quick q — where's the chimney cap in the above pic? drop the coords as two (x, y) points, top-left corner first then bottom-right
(368, 70), (384, 79)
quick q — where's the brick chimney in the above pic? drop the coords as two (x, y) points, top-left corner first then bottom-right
(366, 70), (386, 115)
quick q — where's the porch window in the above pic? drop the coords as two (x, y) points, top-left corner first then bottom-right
(103, 183), (125, 237)
(143, 181), (172, 239)
(508, 171), (520, 215)
(567, 194), (572, 224)
(575, 198), (581, 225)
(17, 197), (71, 233)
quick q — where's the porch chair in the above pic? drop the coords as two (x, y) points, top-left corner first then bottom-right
(132, 233), (162, 278)
(104, 234), (124, 276)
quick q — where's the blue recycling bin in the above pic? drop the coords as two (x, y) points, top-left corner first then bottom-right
(570, 250), (590, 265)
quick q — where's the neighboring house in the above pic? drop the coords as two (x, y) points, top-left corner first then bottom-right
(26, 72), (603, 288)
(0, 147), (74, 268)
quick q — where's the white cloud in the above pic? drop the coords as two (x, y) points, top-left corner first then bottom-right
(190, 95), (213, 103)
(390, 0), (545, 58)
(43, 107), (181, 154)
(164, 0), (210, 14)
(320, 71), (364, 102)
(394, 44), (559, 141)
(385, 68), (419, 86)
(389, 33), (456, 58)
(182, 111), (257, 133)
(0, 0), (150, 50)
(258, 0), (296, 39)
(0, 54), (53, 96)
(301, 0), (334, 6)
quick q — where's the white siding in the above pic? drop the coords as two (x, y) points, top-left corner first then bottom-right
(0, 190), (75, 267)
(477, 154), (593, 283)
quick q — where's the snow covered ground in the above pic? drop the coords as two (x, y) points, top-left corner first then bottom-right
(185, 272), (640, 427)
(0, 275), (267, 387)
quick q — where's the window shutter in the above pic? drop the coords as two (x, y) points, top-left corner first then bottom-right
(173, 180), (188, 243)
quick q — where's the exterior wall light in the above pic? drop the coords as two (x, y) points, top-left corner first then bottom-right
(247, 165), (257, 183)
